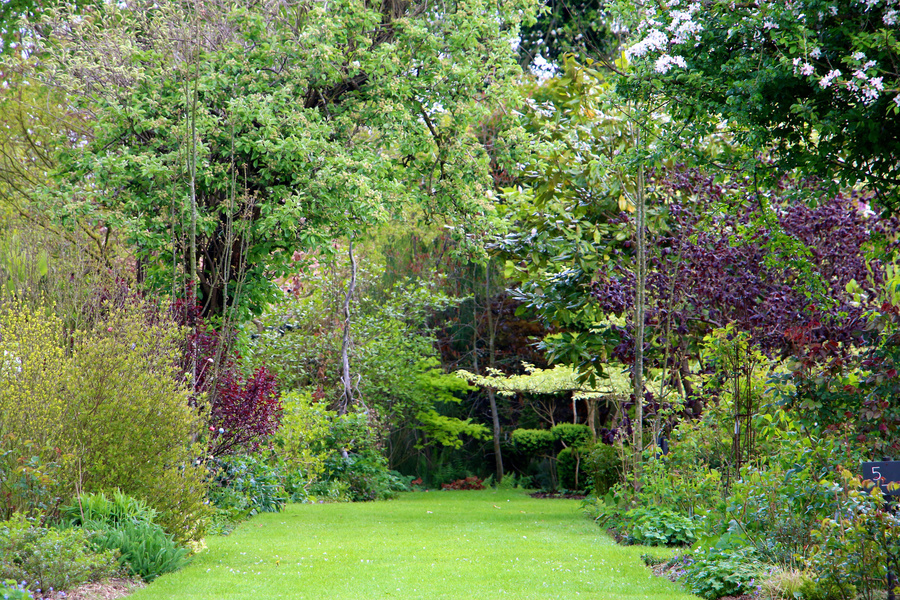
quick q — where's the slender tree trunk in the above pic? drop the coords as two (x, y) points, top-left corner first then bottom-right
(340, 239), (357, 416)
(632, 128), (647, 489)
(485, 262), (503, 483)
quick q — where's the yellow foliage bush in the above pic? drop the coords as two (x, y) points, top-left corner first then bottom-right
(0, 302), (209, 541)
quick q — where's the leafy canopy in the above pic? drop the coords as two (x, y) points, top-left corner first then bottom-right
(24, 0), (539, 318)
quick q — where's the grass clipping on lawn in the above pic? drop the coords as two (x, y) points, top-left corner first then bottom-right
(127, 489), (696, 600)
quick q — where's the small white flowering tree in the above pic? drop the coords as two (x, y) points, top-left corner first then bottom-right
(615, 0), (900, 210)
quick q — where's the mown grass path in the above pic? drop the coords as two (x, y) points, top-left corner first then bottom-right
(131, 489), (697, 599)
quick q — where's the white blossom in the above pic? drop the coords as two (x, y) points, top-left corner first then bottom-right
(800, 63), (815, 76)
(886, 9), (898, 24)
(862, 81), (882, 104)
(762, 18), (779, 29)
(654, 54), (687, 73)
(852, 51), (867, 61)
(810, 47), (822, 59)
(819, 69), (842, 88)
(626, 29), (669, 60)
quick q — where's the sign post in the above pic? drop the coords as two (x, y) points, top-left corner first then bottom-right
(862, 461), (900, 600)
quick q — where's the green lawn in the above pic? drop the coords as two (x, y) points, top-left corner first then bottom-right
(132, 489), (698, 599)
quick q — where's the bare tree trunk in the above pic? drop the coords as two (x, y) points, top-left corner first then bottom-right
(632, 128), (647, 489)
(339, 239), (357, 416)
(484, 262), (503, 482)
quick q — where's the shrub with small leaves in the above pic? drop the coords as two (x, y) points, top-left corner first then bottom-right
(805, 471), (900, 600)
(0, 513), (118, 596)
(511, 429), (555, 457)
(0, 436), (70, 523)
(551, 423), (592, 448)
(557, 446), (589, 491)
(584, 443), (620, 495)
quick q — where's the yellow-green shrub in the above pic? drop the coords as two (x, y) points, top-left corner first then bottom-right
(0, 302), (209, 541)
(274, 392), (333, 489)
(0, 304), (67, 448)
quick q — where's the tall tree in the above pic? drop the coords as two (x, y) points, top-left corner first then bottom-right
(22, 0), (539, 320)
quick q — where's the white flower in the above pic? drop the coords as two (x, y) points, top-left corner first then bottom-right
(885, 9), (898, 25)
(894, 95), (900, 108)
(625, 29), (669, 60)
(862, 83), (881, 104)
(852, 51), (867, 61)
(762, 18), (779, 29)
(819, 69), (842, 88)
(654, 54), (687, 73)
(800, 63), (815, 76)
(810, 47), (822, 59)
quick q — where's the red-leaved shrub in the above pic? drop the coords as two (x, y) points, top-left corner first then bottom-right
(172, 295), (283, 456)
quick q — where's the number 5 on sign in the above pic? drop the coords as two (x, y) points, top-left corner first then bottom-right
(862, 461), (900, 496)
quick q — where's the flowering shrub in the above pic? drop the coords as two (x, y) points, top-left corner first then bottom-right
(619, 0), (900, 204)
(0, 580), (32, 600)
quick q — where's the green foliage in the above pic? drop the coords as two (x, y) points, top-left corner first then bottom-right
(273, 392), (333, 499)
(0, 513), (119, 596)
(584, 443), (620, 495)
(620, 0), (900, 210)
(0, 302), (210, 542)
(0, 580), (32, 600)
(316, 452), (410, 502)
(208, 454), (288, 518)
(251, 270), (482, 453)
(805, 472), (900, 600)
(60, 491), (191, 582)
(511, 428), (555, 456)
(81, 518), (190, 583)
(625, 506), (699, 547)
(726, 413), (857, 567)
(415, 408), (490, 450)
(679, 545), (763, 600)
(620, 454), (724, 522)
(0, 435), (70, 523)
(556, 446), (588, 491)
(550, 423), (592, 448)
(29, 0), (539, 319)
(60, 491), (158, 528)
